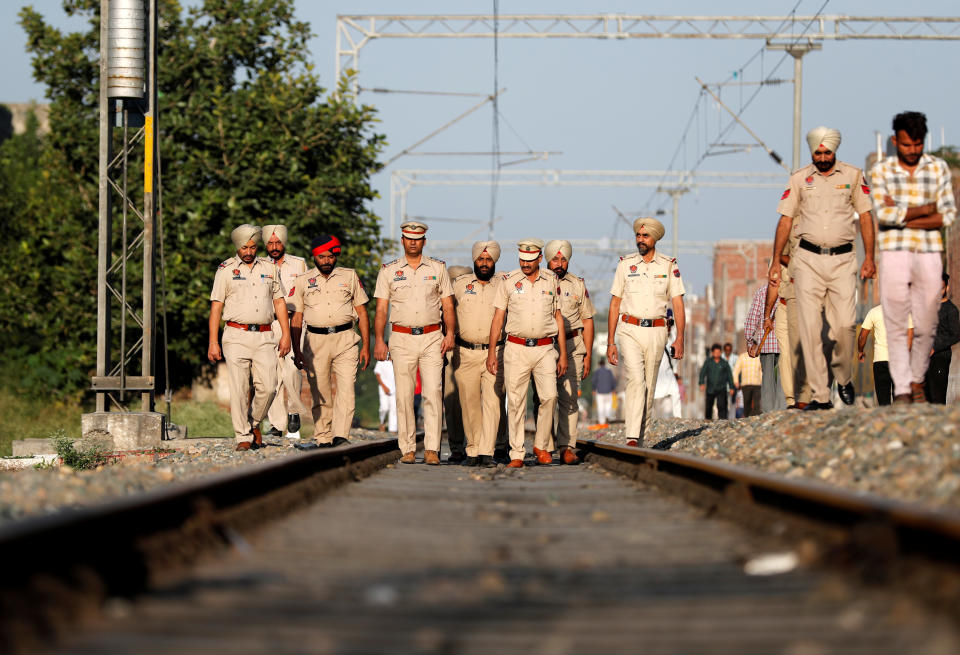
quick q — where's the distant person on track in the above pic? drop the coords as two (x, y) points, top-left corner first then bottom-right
(722, 342), (738, 417)
(699, 343), (734, 420)
(769, 126), (875, 410)
(451, 244), (505, 468)
(374, 356), (397, 432)
(290, 235), (370, 450)
(858, 305), (913, 406)
(487, 239), (567, 468)
(593, 358), (617, 424)
(374, 221), (455, 466)
(871, 111), (957, 404)
(926, 274), (959, 404)
(261, 224), (308, 441)
(607, 217), (686, 447)
(732, 343), (762, 417)
(545, 239), (595, 464)
(744, 284), (783, 412)
(443, 264), (473, 463)
(207, 224), (291, 451)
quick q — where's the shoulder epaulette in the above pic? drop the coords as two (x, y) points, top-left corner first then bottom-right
(218, 258), (232, 269)
(427, 255), (446, 265)
(287, 254), (305, 262)
(381, 258), (400, 268)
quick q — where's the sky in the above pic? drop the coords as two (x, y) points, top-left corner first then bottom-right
(4, 1), (960, 301)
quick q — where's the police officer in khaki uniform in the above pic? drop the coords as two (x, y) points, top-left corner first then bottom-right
(545, 239), (594, 465)
(769, 127), (875, 410)
(374, 221), (455, 465)
(452, 243), (505, 468)
(443, 264), (472, 463)
(607, 218), (685, 447)
(262, 224), (308, 439)
(290, 235), (370, 449)
(208, 224), (291, 451)
(487, 239), (567, 468)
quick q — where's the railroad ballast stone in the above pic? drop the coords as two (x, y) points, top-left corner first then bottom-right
(589, 404), (960, 510)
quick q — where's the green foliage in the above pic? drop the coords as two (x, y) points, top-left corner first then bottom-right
(52, 429), (109, 470)
(932, 146), (960, 170)
(2, 0), (386, 398)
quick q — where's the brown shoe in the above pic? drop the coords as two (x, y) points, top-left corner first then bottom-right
(400, 452), (416, 464)
(626, 439), (640, 447)
(235, 442), (252, 451)
(560, 447), (580, 465)
(507, 459), (524, 468)
(911, 382), (927, 404)
(252, 426), (263, 447)
(533, 447), (553, 465)
(795, 402), (808, 410)
(424, 450), (440, 466)
(893, 394), (913, 405)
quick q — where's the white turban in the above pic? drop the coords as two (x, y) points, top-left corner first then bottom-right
(262, 224), (287, 246)
(632, 217), (665, 242)
(471, 240), (501, 263)
(447, 265), (472, 279)
(806, 126), (841, 155)
(544, 239), (572, 261)
(231, 224), (262, 249)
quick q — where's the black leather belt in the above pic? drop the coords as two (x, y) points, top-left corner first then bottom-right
(456, 336), (504, 350)
(306, 322), (353, 335)
(799, 238), (853, 256)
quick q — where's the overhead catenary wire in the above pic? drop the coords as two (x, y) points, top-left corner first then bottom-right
(488, 0), (501, 238)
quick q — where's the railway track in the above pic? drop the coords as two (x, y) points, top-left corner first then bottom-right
(2, 437), (960, 653)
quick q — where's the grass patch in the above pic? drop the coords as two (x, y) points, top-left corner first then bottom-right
(0, 388), (84, 456)
(52, 430), (109, 470)
(169, 400), (234, 438)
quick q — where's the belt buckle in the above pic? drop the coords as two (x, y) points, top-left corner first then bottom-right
(325, 326), (335, 334)
(525, 338), (537, 347)
(640, 319), (652, 327)
(243, 324), (253, 331)
(819, 246), (831, 255)
(411, 327), (424, 335)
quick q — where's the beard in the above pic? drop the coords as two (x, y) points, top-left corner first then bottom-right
(897, 149), (922, 167)
(318, 263), (335, 275)
(474, 262), (495, 281)
(813, 156), (835, 173)
(637, 242), (650, 256)
(551, 265), (567, 279)
(267, 246), (285, 261)
(239, 252), (256, 264)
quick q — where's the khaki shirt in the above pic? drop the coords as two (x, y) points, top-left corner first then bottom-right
(263, 254), (307, 314)
(493, 268), (560, 339)
(557, 273), (594, 334)
(210, 255), (285, 324)
(292, 266), (369, 328)
(452, 273), (503, 344)
(776, 161), (872, 248)
(373, 255), (453, 327)
(610, 252), (685, 319)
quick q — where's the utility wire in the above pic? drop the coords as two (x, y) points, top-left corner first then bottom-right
(488, 0), (501, 237)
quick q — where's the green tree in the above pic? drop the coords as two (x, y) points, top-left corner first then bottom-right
(5, 0), (385, 398)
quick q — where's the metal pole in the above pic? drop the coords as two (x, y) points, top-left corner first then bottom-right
(791, 51), (803, 171)
(96, 0), (113, 412)
(671, 191), (681, 260)
(141, 0), (157, 411)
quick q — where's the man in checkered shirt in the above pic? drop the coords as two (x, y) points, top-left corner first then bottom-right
(745, 284), (783, 413)
(870, 111), (957, 404)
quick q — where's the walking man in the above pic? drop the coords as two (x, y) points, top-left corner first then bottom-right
(207, 224), (291, 451)
(926, 274), (959, 404)
(262, 224), (308, 439)
(545, 239), (595, 464)
(607, 217), (685, 447)
(443, 264), (473, 463)
(374, 221), (455, 465)
(290, 235), (369, 449)
(593, 358), (617, 423)
(745, 284), (783, 412)
(487, 239), (567, 468)
(452, 243), (505, 467)
(858, 305), (913, 406)
(871, 111), (957, 403)
(699, 344), (734, 419)
(374, 356), (397, 432)
(769, 126), (875, 410)
(733, 343), (762, 417)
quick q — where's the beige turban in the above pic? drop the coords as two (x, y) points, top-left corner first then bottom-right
(544, 239), (572, 262)
(231, 224), (262, 249)
(632, 217), (665, 242)
(806, 126), (841, 154)
(471, 240), (501, 263)
(447, 265), (472, 279)
(262, 224), (287, 245)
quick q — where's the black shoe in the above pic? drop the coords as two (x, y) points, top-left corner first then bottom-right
(287, 414), (301, 432)
(802, 401), (834, 411)
(838, 383), (855, 406)
(447, 452), (466, 464)
(478, 455), (496, 468)
(493, 449), (509, 464)
(264, 427), (283, 438)
(294, 442), (321, 451)
(461, 456), (479, 467)
(331, 436), (350, 447)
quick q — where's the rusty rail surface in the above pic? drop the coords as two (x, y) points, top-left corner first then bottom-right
(0, 438), (399, 652)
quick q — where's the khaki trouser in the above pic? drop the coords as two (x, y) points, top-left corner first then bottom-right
(776, 299), (812, 405)
(266, 351), (305, 432)
(221, 326), (278, 443)
(555, 335), (586, 450)
(390, 330), (444, 455)
(454, 345), (505, 457)
(503, 341), (557, 462)
(303, 329), (359, 443)
(443, 351), (466, 456)
(618, 322), (668, 443)
(793, 249), (857, 403)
